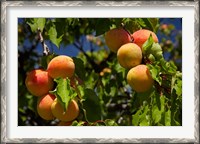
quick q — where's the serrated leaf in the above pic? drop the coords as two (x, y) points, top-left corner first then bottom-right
(132, 109), (141, 126)
(152, 94), (165, 125)
(48, 25), (63, 48)
(143, 37), (163, 62)
(160, 59), (177, 75)
(105, 119), (118, 126)
(53, 78), (77, 111)
(71, 120), (85, 126)
(174, 80), (182, 96)
(165, 109), (171, 126)
(148, 18), (159, 32)
(151, 43), (163, 60)
(148, 54), (155, 62)
(123, 18), (142, 34)
(171, 71), (182, 96)
(142, 35), (154, 54)
(142, 18), (159, 32)
(152, 106), (161, 124)
(132, 99), (151, 126)
(139, 105), (150, 126)
(27, 18), (46, 33)
(147, 64), (162, 85)
(135, 18), (146, 27)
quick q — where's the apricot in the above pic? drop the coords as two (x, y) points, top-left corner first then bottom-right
(47, 55), (75, 79)
(25, 69), (54, 96)
(51, 99), (79, 122)
(57, 121), (72, 126)
(132, 29), (158, 49)
(100, 67), (112, 76)
(37, 94), (56, 120)
(127, 65), (154, 93)
(117, 43), (142, 69)
(105, 28), (132, 53)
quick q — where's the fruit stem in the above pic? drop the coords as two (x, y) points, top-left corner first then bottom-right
(121, 23), (134, 42)
(37, 28), (50, 56)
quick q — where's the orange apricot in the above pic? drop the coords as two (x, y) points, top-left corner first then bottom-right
(47, 55), (75, 79)
(37, 94), (56, 120)
(127, 65), (154, 92)
(132, 29), (158, 49)
(25, 69), (54, 96)
(51, 99), (79, 122)
(117, 43), (142, 69)
(57, 121), (72, 126)
(105, 28), (132, 53)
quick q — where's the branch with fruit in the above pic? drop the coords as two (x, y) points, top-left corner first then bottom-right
(22, 18), (182, 126)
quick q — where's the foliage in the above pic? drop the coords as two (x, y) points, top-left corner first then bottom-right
(18, 18), (182, 126)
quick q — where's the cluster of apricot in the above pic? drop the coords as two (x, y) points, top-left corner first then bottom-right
(25, 55), (79, 125)
(105, 28), (158, 92)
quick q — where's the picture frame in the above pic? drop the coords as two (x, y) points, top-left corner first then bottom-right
(1, 1), (199, 143)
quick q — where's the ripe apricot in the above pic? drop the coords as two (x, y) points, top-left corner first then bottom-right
(37, 94), (56, 120)
(105, 28), (132, 53)
(47, 55), (75, 79)
(117, 43), (142, 69)
(57, 121), (72, 126)
(132, 29), (158, 49)
(51, 99), (79, 122)
(25, 69), (54, 96)
(127, 65), (154, 92)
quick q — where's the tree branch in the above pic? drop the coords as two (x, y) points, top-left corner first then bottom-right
(37, 28), (50, 56)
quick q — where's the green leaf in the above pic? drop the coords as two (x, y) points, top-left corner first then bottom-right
(152, 94), (166, 125)
(165, 109), (171, 126)
(142, 35), (154, 54)
(54, 21), (67, 38)
(132, 109), (141, 126)
(82, 89), (101, 122)
(171, 71), (182, 97)
(155, 91), (161, 110)
(71, 120), (86, 126)
(147, 64), (162, 85)
(73, 57), (86, 81)
(152, 92), (165, 124)
(140, 18), (159, 32)
(151, 43), (163, 60)
(48, 25), (63, 48)
(26, 18), (46, 32)
(95, 18), (111, 36)
(51, 78), (77, 111)
(105, 119), (118, 126)
(160, 59), (177, 75)
(152, 106), (162, 124)
(123, 18), (142, 33)
(174, 80), (182, 96)
(135, 18), (146, 27)
(139, 104), (150, 126)
(143, 37), (163, 62)
(142, 18), (154, 31)
(148, 54), (156, 62)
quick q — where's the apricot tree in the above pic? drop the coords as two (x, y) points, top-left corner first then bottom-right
(18, 18), (182, 126)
